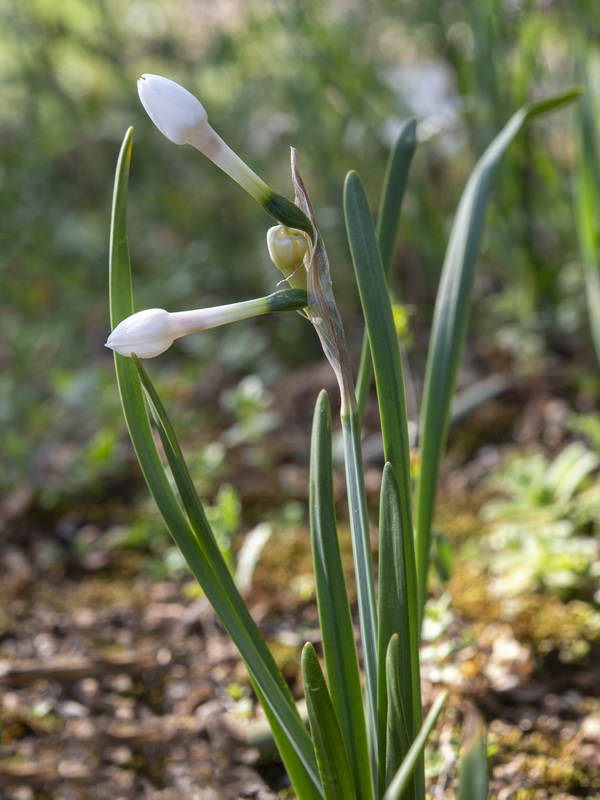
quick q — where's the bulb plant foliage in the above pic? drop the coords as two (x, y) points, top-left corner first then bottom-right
(107, 74), (579, 799)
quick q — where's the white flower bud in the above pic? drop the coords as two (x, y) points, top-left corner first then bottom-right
(137, 73), (271, 203)
(137, 74), (208, 146)
(266, 226), (308, 290)
(105, 308), (175, 358)
(106, 290), (308, 359)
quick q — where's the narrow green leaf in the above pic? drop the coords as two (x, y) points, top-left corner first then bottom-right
(574, 62), (600, 365)
(457, 703), (489, 800)
(302, 643), (357, 800)
(133, 358), (322, 799)
(384, 635), (411, 791)
(382, 690), (448, 800)
(343, 172), (414, 582)
(377, 465), (421, 794)
(109, 127), (135, 329)
(415, 88), (582, 619)
(108, 129), (322, 800)
(344, 171), (418, 755)
(377, 119), (418, 279)
(356, 118), (418, 418)
(310, 391), (374, 800)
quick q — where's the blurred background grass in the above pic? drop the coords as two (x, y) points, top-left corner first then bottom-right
(1, 0), (598, 527)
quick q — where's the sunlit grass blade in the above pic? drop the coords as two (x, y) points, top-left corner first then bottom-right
(574, 61), (600, 365)
(415, 88), (582, 619)
(384, 635), (411, 792)
(109, 127), (135, 329)
(382, 690), (448, 800)
(344, 171), (414, 550)
(377, 465), (422, 795)
(109, 128), (322, 800)
(310, 391), (374, 800)
(457, 703), (489, 800)
(356, 119), (418, 418)
(302, 643), (358, 800)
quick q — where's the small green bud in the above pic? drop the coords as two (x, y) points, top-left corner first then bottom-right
(266, 225), (308, 291)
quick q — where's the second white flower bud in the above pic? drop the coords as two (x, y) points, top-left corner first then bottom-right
(106, 290), (309, 359)
(106, 308), (177, 358)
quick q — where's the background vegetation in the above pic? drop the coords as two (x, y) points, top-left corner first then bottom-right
(2, 0), (597, 507)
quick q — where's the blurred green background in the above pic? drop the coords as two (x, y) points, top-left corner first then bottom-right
(1, 0), (598, 532)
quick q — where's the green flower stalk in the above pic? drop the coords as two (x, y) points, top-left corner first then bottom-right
(106, 288), (307, 358)
(137, 74), (313, 237)
(290, 148), (379, 759)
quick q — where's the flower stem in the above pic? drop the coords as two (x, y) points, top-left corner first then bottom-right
(341, 406), (378, 766)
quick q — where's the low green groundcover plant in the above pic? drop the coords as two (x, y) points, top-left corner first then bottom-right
(480, 441), (600, 597)
(107, 73), (579, 799)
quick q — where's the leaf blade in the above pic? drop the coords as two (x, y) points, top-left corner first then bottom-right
(108, 128), (322, 799)
(132, 356), (322, 798)
(415, 88), (582, 618)
(457, 703), (489, 800)
(384, 634), (412, 792)
(310, 391), (374, 800)
(377, 465), (421, 793)
(356, 118), (418, 418)
(302, 643), (358, 800)
(344, 172), (415, 593)
(382, 691), (448, 800)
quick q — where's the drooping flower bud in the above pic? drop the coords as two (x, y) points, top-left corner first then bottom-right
(106, 289), (308, 359)
(266, 226), (308, 291)
(138, 74), (270, 198)
(137, 74), (208, 146)
(106, 308), (175, 358)
(137, 74), (313, 239)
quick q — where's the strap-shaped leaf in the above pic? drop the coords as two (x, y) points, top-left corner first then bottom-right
(382, 690), (448, 800)
(302, 643), (357, 800)
(310, 391), (374, 800)
(384, 635), (411, 791)
(377, 466), (421, 794)
(575, 60), (600, 365)
(344, 170), (417, 761)
(133, 354), (322, 800)
(457, 703), (489, 800)
(415, 88), (582, 617)
(344, 171), (415, 589)
(356, 119), (418, 418)
(109, 128), (322, 800)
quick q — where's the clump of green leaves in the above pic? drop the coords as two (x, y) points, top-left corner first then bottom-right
(109, 68), (579, 798)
